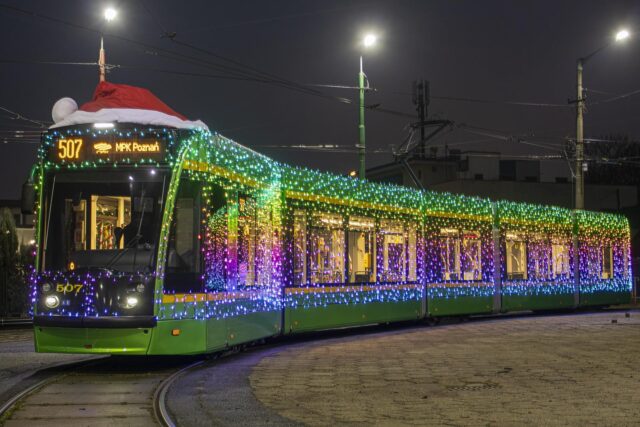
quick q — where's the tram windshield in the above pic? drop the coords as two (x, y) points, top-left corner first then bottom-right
(41, 170), (168, 273)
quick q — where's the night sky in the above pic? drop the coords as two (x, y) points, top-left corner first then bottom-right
(1, 0), (639, 199)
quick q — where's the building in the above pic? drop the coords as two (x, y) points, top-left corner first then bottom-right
(367, 151), (637, 211)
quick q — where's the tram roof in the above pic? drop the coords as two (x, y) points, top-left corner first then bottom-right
(36, 123), (629, 237)
(189, 130), (629, 236)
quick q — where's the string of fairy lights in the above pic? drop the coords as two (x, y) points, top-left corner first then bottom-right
(30, 125), (632, 321)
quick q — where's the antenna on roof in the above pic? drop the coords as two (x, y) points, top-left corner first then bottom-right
(98, 37), (106, 83)
(99, 7), (117, 83)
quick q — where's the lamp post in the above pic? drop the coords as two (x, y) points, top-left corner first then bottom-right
(574, 28), (630, 210)
(358, 33), (377, 179)
(99, 7), (118, 82)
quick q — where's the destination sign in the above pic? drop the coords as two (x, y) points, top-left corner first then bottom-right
(50, 135), (166, 164)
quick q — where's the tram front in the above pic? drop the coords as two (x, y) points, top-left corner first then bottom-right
(30, 125), (175, 354)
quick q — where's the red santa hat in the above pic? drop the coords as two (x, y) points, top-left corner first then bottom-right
(50, 81), (207, 130)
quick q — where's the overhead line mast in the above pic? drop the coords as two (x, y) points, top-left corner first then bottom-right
(99, 37), (106, 82)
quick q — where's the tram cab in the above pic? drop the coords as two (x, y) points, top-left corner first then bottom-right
(28, 82), (213, 354)
(31, 125), (177, 351)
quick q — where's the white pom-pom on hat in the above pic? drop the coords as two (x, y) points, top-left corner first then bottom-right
(52, 97), (78, 123)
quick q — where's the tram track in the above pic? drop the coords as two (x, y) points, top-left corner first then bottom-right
(153, 360), (205, 427)
(0, 356), (202, 427)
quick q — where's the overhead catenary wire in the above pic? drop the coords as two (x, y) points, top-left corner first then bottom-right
(4, 3), (640, 160)
(586, 88), (640, 106)
(1, 3), (417, 126)
(432, 95), (571, 108)
(0, 59), (98, 67)
(176, 3), (363, 35)
(0, 4), (329, 99)
(0, 106), (49, 128)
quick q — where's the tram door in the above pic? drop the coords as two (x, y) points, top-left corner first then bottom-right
(164, 178), (203, 294)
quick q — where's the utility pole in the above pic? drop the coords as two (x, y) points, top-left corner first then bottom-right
(571, 29), (631, 210)
(99, 37), (106, 82)
(575, 58), (584, 210)
(358, 56), (366, 179)
(395, 80), (452, 189)
(412, 79), (430, 158)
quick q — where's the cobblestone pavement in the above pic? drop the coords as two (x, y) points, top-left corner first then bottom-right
(249, 312), (640, 426)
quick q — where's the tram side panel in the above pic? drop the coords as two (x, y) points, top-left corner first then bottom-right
(148, 169), (282, 355)
(497, 202), (576, 312)
(283, 200), (423, 334)
(576, 211), (632, 307)
(425, 213), (494, 317)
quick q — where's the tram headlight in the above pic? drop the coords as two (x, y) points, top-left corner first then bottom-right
(41, 283), (52, 292)
(125, 296), (139, 309)
(44, 295), (60, 309)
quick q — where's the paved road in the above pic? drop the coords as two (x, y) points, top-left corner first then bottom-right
(0, 328), (99, 405)
(170, 311), (640, 426)
(3, 357), (187, 427)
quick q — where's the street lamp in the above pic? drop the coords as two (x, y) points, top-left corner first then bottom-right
(358, 33), (377, 179)
(99, 8), (118, 82)
(104, 7), (117, 22)
(616, 29), (630, 42)
(574, 28), (630, 210)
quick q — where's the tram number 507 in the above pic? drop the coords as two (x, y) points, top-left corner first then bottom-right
(57, 138), (83, 160)
(56, 284), (83, 295)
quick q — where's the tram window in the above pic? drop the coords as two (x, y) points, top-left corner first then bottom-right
(622, 245), (630, 278)
(200, 183), (228, 291)
(602, 245), (613, 279)
(308, 213), (344, 284)
(63, 195), (132, 252)
(585, 246), (601, 278)
(505, 232), (527, 280)
(462, 230), (482, 281)
(164, 180), (202, 293)
(408, 224), (418, 281)
(293, 210), (307, 286)
(440, 228), (481, 281)
(348, 216), (375, 283)
(552, 242), (570, 278)
(440, 228), (460, 281)
(238, 195), (257, 287)
(379, 220), (406, 282)
(67, 199), (87, 251)
(528, 234), (552, 280)
(253, 202), (276, 288)
(64, 196), (131, 251)
(43, 175), (165, 273)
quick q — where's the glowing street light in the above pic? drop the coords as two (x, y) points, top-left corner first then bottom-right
(363, 33), (377, 48)
(358, 33), (378, 179)
(574, 28), (632, 210)
(104, 7), (117, 22)
(615, 29), (630, 42)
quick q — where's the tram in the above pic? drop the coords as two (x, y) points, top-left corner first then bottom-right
(25, 82), (632, 355)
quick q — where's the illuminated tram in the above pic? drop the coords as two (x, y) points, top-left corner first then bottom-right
(25, 82), (632, 355)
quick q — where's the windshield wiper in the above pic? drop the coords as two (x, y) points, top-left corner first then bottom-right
(130, 189), (147, 272)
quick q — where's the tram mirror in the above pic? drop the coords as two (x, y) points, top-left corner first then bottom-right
(21, 180), (35, 214)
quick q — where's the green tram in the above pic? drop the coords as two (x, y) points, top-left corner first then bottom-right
(28, 123), (632, 355)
